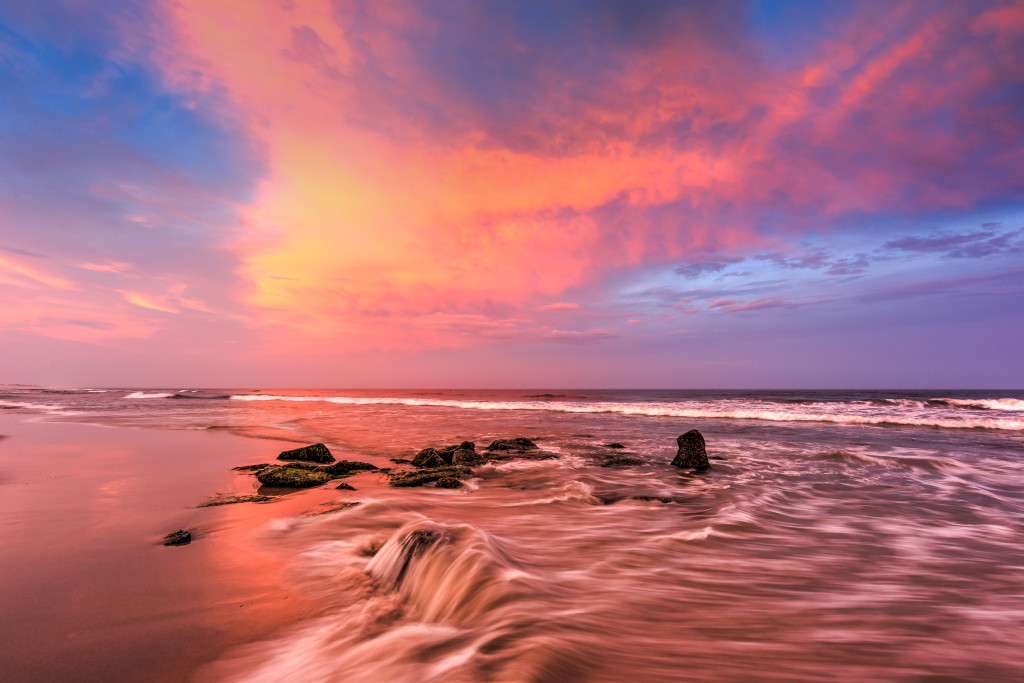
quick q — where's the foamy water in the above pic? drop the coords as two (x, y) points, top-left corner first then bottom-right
(3, 386), (1023, 681)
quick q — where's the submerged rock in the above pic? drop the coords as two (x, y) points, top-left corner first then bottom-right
(487, 437), (538, 452)
(434, 476), (463, 489)
(232, 463), (272, 472)
(277, 443), (335, 464)
(630, 495), (673, 503)
(672, 430), (710, 471)
(605, 443), (626, 449)
(601, 456), (646, 467)
(197, 494), (272, 507)
(162, 529), (191, 546)
(335, 482), (356, 490)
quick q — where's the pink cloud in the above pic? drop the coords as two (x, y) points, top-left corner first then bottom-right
(134, 0), (1024, 353)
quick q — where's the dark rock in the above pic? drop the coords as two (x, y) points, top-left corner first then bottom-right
(198, 494), (271, 507)
(232, 463), (272, 471)
(335, 482), (356, 490)
(601, 456), (646, 467)
(604, 443), (626, 449)
(435, 446), (458, 464)
(631, 496), (673, 503)
(163, 529), (191, 546)
(458, 441), (476, 452)
(390, 458), (412, 464)
(323, 460), (378, 475)
(388, 466), (471, 488)
(277, 443), (335, 464)
(422, 453), (449, 468)
(412, 448), (440, 467)
(672, 430), (710, 471)
(256, 465), (337, 488)
(434, 477), (463, 489)
(487, 437), (538, 452)
(452, 448), (484, 466)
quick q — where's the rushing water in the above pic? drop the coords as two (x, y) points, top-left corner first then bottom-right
(2, 386), (1024, 681)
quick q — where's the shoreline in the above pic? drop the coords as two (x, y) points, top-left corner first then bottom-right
(0, 413), (341, 682)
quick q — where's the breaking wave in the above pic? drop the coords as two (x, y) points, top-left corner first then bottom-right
(229, 394), (1024, 431)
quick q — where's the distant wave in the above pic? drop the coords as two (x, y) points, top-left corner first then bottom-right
(124, 391), (229, 400)
(229, 394), (1024, 431)
(934, 398), (1024, 412)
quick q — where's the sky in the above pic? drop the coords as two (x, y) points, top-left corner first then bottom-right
(0, 0), (1022, 389)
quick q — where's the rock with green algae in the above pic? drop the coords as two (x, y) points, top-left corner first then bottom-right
(452, 448), (483, 466)
(162, 529), (191, 546)
(388, 466), (471, 488)
(198, 494), (272, 507)
(412, 448), (442, 467)
(487, 437), (538, 452)
(256, 465), (338, 488)
(434, 477), (463, 489)
(277, 443), (335, 464)
(323, 460), (379, 475)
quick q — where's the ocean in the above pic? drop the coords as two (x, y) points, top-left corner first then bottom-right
(2, 386), (1023, 681)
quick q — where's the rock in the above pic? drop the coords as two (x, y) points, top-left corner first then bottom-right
(435, 446), (458, 464)
(198, 494), (271, 507)
(232, 463), (272, 471)
(458, 441), (476, 452)
(323, 460), (378, 475)
(278, 443), (335, 464)
(452, 448), (484, 466)
(434, 477), (463, 489)
(390, 458), (412, 464)
(412, 448), (440, 467)
(631, 495), (673, 503)
(388, 466), (471, 488)
(163, 529), (191, 546)
(601, 456), (646, 467)
(335, 482), (356, 490)
(422, 453), (449, 468)
(671, 430), (710, 471)
(604, 443), (626, 449)
(487, 437), (538, 452)
(256, 465), (337, 488)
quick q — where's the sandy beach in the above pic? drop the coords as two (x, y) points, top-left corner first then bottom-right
(0, 414), (339, 682)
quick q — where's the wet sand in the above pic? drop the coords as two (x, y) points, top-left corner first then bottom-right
(0, 414), (342, 682)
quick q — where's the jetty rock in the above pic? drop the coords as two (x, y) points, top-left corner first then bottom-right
(277, 443), (335, 464)
(672, 430), (710, 471)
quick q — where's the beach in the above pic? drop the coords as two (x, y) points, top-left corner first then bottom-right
(0, 413), (321, 682)
(2, 387), (1024, 681)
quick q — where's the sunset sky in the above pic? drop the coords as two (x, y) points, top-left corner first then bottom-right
(1, 0), (1022, 388)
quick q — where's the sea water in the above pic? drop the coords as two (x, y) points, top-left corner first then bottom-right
(2, 387), (1023, 681)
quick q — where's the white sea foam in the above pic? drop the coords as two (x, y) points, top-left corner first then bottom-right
(229, 394), (1024, 431)
(936, 398), (1024, 411)
(124, 391), (174, 399)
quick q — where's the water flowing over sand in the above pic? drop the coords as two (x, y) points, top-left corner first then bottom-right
(2, 387), (1023, 681)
